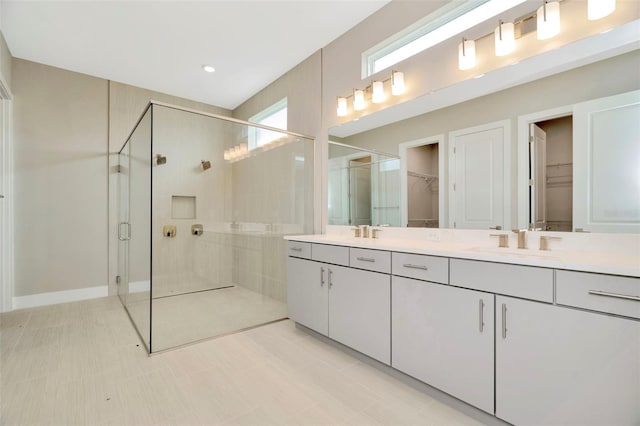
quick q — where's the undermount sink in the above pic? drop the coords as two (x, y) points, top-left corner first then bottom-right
(469, 246), (560, 260)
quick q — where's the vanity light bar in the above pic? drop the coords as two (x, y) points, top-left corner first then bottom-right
(339, 0), (616, 116)
(336, 70), (405, 117)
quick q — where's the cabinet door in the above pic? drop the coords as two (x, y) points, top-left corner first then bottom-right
(328, 265), (390, 364)
(496, 296), (640, 426)
(392, 277), (494, 413)
(286, 257), (328, 335)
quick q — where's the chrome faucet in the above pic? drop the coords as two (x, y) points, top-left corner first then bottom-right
(512, 229), (527, 249)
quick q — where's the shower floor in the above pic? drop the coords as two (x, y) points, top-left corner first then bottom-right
(126, 286), (287, 352)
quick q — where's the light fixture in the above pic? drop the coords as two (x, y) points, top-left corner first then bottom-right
(537, 1), (560, 40)
(337, 97), (348, 117)
(458, 38), (476, 70)
(372, 81), (385, 103)
(494, 20), (515, 56)
(588, 0), (615, 20)
(353, 89), (366, 111)
(391, 71), (405, 96)
(202, 65), (216, 73)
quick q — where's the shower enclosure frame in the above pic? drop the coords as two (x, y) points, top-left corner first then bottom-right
(117, 100), (316, 354)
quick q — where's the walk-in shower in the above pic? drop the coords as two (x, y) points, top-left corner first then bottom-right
(117, 102), (315, 353)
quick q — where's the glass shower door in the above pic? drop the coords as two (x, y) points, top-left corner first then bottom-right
(117, 145), (130, 307)
(117, 106), (152, 352)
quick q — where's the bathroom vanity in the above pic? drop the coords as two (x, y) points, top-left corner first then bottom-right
(285, 229), (640, 425)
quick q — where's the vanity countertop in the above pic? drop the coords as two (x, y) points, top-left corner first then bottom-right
(284, 234), (640, 278)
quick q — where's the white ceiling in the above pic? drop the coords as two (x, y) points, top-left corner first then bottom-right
(0, 0), (390, 110)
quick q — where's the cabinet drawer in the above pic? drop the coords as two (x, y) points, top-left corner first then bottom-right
(556, 271), (640, 319)
(392, 252), (448, 284)
(287, 241), (311, 259)
(312, 243), (349, 266)
(350, 248), (391, 273)
(450, 259), (553, 302)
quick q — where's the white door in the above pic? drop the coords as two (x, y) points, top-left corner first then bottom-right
(392, 277), (494, 413)
(573, 90), (640, 233)
(496, 295), (640, 425)
(530, 123), (547, 229)
(328, 265), (390, 364)
(450, 121), (509, 230)
(286, 258), (328, 335)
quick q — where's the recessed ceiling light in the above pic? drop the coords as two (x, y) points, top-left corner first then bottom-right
(202, 65), (215, 73)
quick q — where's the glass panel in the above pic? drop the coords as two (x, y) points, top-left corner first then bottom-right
(119, 106), (152, 351)
(328, 141), (400, 226)
(150, 104), (314, 352)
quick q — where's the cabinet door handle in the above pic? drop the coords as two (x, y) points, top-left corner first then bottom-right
(402, 264), (428, 270)
(356, 257), (375, 263)
(320, 267), (325, 287)
(328, 269), (333, 288)
(588, 290), (640, 302)
(291, 247), (303, 252)
(479, 299), (485, 333)
(501, 303), (508, 339)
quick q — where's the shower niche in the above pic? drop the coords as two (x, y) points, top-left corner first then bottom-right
(171, 195), (196, 219)
(117, 102), (315, 353)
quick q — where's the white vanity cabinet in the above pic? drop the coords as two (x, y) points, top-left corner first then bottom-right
(286, 257), (329, 335)
(329, 264), (390, 364)
(496, 295), (640, 426)
(392, 276), (494, 413)
(286, 243), (391, 364)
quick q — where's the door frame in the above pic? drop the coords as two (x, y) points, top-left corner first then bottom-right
(516, 105), (573, 230)
(448, 120), (511, 230)
(0, 76), (13, 313)
(399, 135), (446, 228)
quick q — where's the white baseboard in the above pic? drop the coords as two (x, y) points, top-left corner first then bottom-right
(12, 285), (109, 310)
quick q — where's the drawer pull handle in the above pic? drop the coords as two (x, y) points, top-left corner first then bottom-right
(356, 257), (376, 263)
(501, 303), (507, 339)
(479, 299), (484, 333)
(328, 269), (333, 288)
(588, 290), (640, 302)
(290, 247), (303, 252)
(403, 264), (428, 271)
(320, 267), (325, 287)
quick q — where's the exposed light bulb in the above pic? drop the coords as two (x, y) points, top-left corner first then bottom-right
(458, 38), (476, 70)
(336, 97), (348, 117)
(537, 1), (560, 40)
(353, 89), (366, 111)
(391, 71), (405, 96)
(588, 0), (615, 20)
(494, 21), (515, 56)
(202, 65), (216, 73)
(371, 81), (385, 103)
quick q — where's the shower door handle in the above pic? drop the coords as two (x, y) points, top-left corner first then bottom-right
(118, 222), (131, 241)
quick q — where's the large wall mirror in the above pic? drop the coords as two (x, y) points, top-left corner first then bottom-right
(328, 51), (640, 234)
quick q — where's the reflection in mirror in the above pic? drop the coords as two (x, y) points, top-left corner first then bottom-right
(529, 116), (573, 232)
(405, 143), (439, 228)
(328, 141), (401, 227)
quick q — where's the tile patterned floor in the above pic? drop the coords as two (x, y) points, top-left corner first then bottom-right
(1, 296), (486, 426)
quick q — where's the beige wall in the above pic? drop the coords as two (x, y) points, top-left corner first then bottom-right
(13, 59), (109, 296)
(232, 50), (321, 137)
(0, 31), (12, 90)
